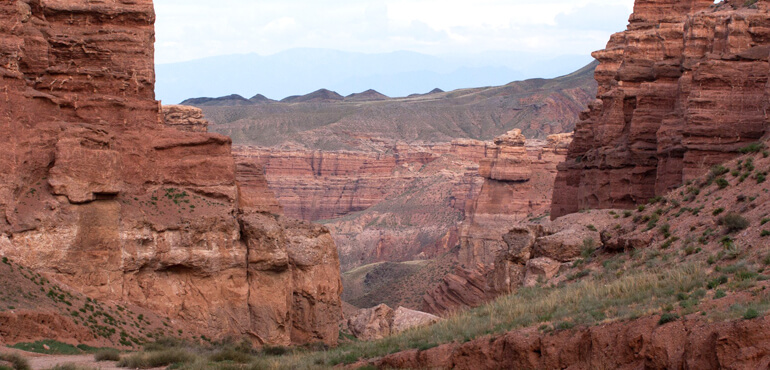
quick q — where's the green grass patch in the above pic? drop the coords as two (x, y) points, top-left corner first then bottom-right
(9, 340), (84, 355)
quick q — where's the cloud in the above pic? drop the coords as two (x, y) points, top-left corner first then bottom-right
(153, 0), (635, 64)
(555, 3), (632, 31)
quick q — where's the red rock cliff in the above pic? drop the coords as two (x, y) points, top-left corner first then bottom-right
(0, 0), (340, 346)
(552, 0), (770, 218)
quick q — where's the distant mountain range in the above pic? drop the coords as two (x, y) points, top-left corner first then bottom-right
(156, 48), (595, 104)
(190, 62), (599, 151)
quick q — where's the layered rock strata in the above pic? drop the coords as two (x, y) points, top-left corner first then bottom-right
(553, 0), (770, 218)
(234, 142), (488, 270)
(0, 0), (340, 346)
(162, 105), (210, 132)
(459, 130), (571, 268)
(235, 134), (568, 272)
(371, 315), (770, 369)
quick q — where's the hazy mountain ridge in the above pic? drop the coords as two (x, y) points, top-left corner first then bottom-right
(156, 48), (595, 104)
(193, 62), (598, 151)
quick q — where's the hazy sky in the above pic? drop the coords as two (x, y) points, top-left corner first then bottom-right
(154, 0), (635, 64)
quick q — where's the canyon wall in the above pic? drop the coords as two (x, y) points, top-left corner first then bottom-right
(0, 0), (340, 346)
(233, 142), (487, 270)
(552, 0), (770, 218)
(235, 132), (569, 274)
(421, 132), (572, 315)
(458, 130), (571, 268)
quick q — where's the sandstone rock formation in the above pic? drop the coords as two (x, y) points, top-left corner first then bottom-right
(347, 304), (440, 340)
(0, 0), (340, 346)
(423, 211), (618, 315)
(347, 304), (395, 341)
(459, 132), (571, 268)
(234, 142), (486, 271)
(162, 105), (210, 132)
(371, 315), (770, 369)
(553, 0), (770, 218)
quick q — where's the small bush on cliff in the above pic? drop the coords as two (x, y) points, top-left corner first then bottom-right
(743, 308), (760, 320)
(581, 238), (596, 258)
(658, 313), (679, 325)
(719, 214), (750, 233)
(738, 142), (764, 153)
(716, 178), (729, 189)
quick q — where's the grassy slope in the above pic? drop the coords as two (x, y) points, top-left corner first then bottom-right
(0, 258), (192, 351)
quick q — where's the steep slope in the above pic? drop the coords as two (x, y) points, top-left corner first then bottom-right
(552, 0), (770, 218)
(192, 63), (597, 151)
(0, 0), (341, 347)
(0, 257), (182, 348)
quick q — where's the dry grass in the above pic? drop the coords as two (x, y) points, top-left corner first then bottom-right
(0, 354), (30, 370)
(244, 264), (706, 369)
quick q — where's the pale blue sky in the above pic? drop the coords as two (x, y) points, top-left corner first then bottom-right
(154, 0), (635, 64)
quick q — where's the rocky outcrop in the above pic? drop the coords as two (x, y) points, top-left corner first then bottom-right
(459, 132), (571, 268)
(552, 0), (770, 218)
(0, 0), (340, 346)
(347, 304), (439, 340)
(371, 315), (770, 369)
(423, 211), (618, 315)
(162, 105), (210, 132)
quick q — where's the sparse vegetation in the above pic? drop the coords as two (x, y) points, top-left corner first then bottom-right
(0, 353), (30, 370)
(738, 142), (764, 154)
(718, 213), (750, 233)
(658, 313), (679, 325)
(94, 349), (121, 362)
(117, 349), (195, 369)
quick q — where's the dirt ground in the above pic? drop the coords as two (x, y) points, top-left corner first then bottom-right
(0, 348), (121, 370)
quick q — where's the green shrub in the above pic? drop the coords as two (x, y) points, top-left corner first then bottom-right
(762, 230), (770, 237)
(714, 290), (726, 299)
(555, 321), (575, 330)
(658, 313), (679, 325)
(710, 165), (730, 177)
(712, 208), (725, 216)
(744, 308), (760, 320)
(716, 178), (729, 189)
(719, 213), (750, 233)
(94, 349), (121, 362)
(581, 239), (596, 259)
(708, 275), (729, 289)
(738, 142), (764, 154)
(586, 224), (597, 232)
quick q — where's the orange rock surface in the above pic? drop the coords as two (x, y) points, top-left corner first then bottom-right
(0, 0), (340, 346)
(553, 0), (770, 218)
